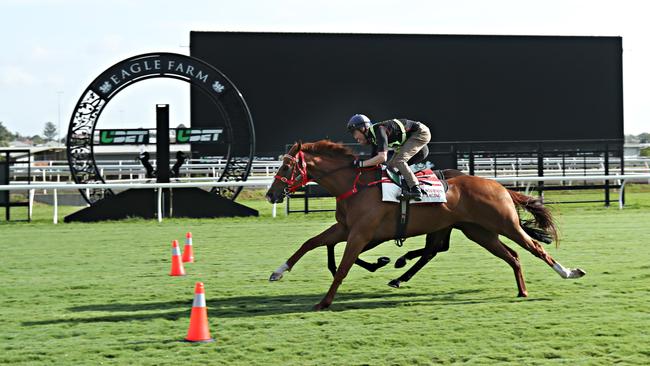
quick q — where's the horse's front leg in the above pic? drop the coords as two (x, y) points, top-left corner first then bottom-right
(269, 223), (347, 281)
(314, 230), (370, 310)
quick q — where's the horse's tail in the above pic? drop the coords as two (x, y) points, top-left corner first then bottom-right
(507, 190), (559, 246)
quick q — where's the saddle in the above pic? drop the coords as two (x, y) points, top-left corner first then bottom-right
(378, 165), (449, 247)
(380, 167), (448, 204)
(384, 167), (449, 193)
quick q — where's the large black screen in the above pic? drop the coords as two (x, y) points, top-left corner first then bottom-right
(190, 32), (623, 156)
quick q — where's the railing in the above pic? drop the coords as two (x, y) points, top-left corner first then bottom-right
(7, 157), (650, 182)
(13, 157), (649, 170)
(0, 181), (273, 224)
(2, 174), (649, 224)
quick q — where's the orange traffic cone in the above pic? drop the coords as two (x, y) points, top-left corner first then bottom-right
(170, 240), (186, 276)
(185, 282), (214, 342)
(182, 232), (194, 263)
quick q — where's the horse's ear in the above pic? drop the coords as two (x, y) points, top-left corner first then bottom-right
(296, 140), (302, 151)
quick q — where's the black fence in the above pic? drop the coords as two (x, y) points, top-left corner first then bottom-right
(0, 150), (31, 221)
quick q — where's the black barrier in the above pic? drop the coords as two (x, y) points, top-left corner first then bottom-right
(1, 150), (31, 221)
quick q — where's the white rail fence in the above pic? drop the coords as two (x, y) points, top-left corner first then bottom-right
(1, 174), (650, 224)
(7, 157), (650, 183)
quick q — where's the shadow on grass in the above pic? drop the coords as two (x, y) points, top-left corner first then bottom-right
(22, 289), (550, 326)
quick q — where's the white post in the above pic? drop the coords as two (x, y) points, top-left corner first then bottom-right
(272, 203), (277, 218)
(28, 189), (34, 221)
(42, 170), (47, 195)
(619, 180), (626, 210)
(157, 187), (163, 222)
(53, 189), (58, 224)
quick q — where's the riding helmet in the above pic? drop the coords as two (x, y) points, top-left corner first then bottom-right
(347, 114), (371, 132)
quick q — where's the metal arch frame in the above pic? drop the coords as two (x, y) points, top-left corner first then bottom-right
(66, 52), (255, 204)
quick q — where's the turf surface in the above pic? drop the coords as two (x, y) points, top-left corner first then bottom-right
(1, 187), (649, 365)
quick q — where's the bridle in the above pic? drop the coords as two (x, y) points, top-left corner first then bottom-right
(274, 150), (313, 194)
(273, 149), (380, 200)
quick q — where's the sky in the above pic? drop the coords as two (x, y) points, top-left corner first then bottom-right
(0, 0), (648, 141)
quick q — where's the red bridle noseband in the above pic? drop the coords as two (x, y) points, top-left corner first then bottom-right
(274, 150), (314, 194)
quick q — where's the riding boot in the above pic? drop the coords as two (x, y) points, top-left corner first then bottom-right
(402, 185), (423, 201)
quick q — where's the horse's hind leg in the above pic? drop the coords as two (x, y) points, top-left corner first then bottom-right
(328, 240), (390, 277)
(503, 225), (586, 279)
(394, 228), (456, 268)
(394, 248), (427, 269)
(388, 228), (452, 288)
(459, 223), (528, 297)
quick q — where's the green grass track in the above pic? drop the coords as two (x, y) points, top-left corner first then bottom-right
(1, 186), (649, 365)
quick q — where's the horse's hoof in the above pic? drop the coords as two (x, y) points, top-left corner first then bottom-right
(388, 279), (401, 288)
(517, 291), (528, 298)
(313, 302), (330, 311)
(269, 272), (283, 281)
(569, 268), (586, 279)
(395, 256), (407, 269)
(377, 257), (391, 268)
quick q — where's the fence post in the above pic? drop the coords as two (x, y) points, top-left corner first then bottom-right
(604, 144), (610, 206)
(618, 179), (626, 210)
(285, 195), (290, 216)
(537, 144), (544, 200)
(53, 189), (58, 224)
(28, 189), (34, 221)
(469, 148), (475, 176)
(157, 187), (163, 223)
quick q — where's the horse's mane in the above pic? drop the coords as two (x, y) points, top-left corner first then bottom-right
(300, 140), (356, 161)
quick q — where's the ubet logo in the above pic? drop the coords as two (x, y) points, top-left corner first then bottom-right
(99, 130), (149, 144)
(176, 129), (223, 143)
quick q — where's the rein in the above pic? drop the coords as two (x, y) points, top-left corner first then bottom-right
(335, 167), (381, 201)
(273, 150), (380, 199)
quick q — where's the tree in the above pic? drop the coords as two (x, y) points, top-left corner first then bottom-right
(31, 135), (45, 145)
(0, 121), (13, 147)
(43, 122), (57, 142)
(638, 133), (650, 144)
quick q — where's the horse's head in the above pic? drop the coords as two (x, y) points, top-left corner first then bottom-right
(266, 140), (358, 204)
(265, 141), (304, 204)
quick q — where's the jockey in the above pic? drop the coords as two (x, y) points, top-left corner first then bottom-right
(347, 114), (431, 200)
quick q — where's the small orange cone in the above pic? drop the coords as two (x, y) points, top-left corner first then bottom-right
(182, 232), (194, 263)
(170, 240), (186, 276)
(185, 282), (215, 342)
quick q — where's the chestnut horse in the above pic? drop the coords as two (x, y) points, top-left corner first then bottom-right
(266, 140), (585, 310)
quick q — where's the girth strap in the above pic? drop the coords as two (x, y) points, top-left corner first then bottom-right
(395, 196), (410, 247)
